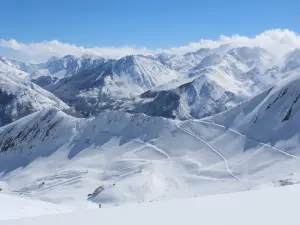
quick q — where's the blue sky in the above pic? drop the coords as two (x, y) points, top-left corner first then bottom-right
(1, 0), (299, 48)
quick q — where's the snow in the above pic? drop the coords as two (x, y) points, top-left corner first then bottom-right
(1, 184), (300, 225)
(136, 47), (275, 120)
(1, 101), (300, 208)
(0, 194), (70, 220)
(0, 65), (72, 126)
(1, 46), (296, 121)
(2, 44), (300, 225)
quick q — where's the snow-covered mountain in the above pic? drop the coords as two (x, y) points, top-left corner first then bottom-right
(0, 56), (38, 75)
(227, 47), (275, 72)
(31, 55), (108, 86)
(2, 46), (295, 121)
(127, 74), (239, 119)
(42, 47), (277, 120)
(2, 47), (300, 209)
(128, 47), (273, 119)
(42, 55), (107, 76)
(156, 48), (212, 74)
(41, 55), (180, 116)
(206, 72), (300, 149)
(156, 44), (235, 74)
(0, 55), (108, 85)
(2, 70), (300, 206)
(2, 47), (300, 121)
(0, 60), (72, 127)
(282, 49), (300, 72)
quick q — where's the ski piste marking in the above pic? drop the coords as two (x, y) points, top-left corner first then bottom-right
(177, 121), (242, 181)
(133, 139), (172, 162)
(199, 120), (300, 160)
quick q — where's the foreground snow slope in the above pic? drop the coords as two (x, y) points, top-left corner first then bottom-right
(2, 184), (300, 225)
(0, 194), (70, 220)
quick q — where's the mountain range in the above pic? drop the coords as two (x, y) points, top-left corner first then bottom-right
(2, 45), (297, 122)
(1, 44), (300, 208)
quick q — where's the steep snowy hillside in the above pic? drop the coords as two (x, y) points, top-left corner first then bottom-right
(1, 96), (300, 206)
(0, 61), (72, 127)
(43, 55), (180, 116)
(205, 72), (300, 151)
(128, 74), (240, 119)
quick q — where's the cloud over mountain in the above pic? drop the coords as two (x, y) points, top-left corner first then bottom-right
(1, 29), (300, 62)
(0, 39), (150, 63)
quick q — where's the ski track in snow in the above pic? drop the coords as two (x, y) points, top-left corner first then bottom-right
(13, 172), (84, 195)
(133, 139), (172, 161)
(200, 120), (300, 159)
(177, 121), (243, 181)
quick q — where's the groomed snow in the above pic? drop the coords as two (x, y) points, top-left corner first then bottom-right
(0, 194), (69, 220)
(1, 184), (300, 225)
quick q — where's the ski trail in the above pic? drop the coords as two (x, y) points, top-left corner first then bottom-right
(134, 139), (172, 161)
(176, 122), (242, 181)
(200, 120), (300, 159)
(183, 173), (233, 181)
(115, 161), (152, 172)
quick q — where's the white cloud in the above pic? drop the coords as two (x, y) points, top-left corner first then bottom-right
(161, 29), (300, 58)
(0, 40), (151, 63)
(1, 29), (300, 63)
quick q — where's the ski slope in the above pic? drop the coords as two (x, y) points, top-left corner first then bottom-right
(1, 105), (300, 207)
(0, 194), (70, 220)
(1, 184), (300, 225)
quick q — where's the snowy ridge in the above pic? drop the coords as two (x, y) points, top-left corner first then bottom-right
(205, 72), (300, 153)
(41, 55), (181, 116)
(227, 47), (275, 72)
(130, 74), (237, 119)
(0, 61), (72, 126)
(130, 47), (272, 120)
(43, 55), (107, 78)
(2, 46), (299, 121)
(0, 56), (38, 75)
